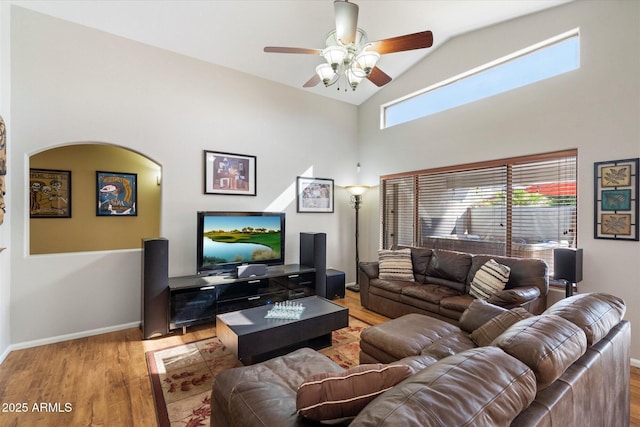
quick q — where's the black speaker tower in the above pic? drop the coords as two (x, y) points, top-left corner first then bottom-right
(553, 248), (583, 298)
(141, 238), (169, 339)
(300, 232), (327, 298)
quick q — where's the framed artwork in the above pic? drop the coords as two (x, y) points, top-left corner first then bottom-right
(594, 158), (638, 240)
(0, 114), (6, 225)
(204, 150), (256, 196)
(97, 171), (137, 216)
(296, 176), (334, 213)
(29, 169), (72, 218)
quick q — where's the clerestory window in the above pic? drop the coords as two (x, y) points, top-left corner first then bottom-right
(382, 29), (580, 128)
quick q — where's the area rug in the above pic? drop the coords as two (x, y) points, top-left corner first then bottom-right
(146, 316), (370, 427)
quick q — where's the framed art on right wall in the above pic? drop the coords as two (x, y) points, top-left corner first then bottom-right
(594, 157), (639, 241)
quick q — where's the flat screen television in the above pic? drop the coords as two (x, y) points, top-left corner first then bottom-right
(196, 211), (285, 275)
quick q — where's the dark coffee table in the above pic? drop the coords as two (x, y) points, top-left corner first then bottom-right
(216, 296), (349, 364)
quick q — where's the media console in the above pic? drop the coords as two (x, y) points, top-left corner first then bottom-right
(142, 232), (336, 338)
(168, 264), (318, 332)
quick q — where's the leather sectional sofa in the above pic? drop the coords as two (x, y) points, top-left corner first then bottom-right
(210, 292), (629, 426)
(359, 246), (549, 323)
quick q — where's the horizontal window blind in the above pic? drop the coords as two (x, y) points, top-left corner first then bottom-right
(382, 176), (415, 248)
(418, 166), (507, 256)
(380, 151), (577, 272)
(510, 156), (577, 268)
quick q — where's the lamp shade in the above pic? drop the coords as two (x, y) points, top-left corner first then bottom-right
(346, 185), (368, 196)
(316, 64), (336, 86)
(553, 248), (583, 283)
(322, 45), (347, 70)
(355, 51), (380, 75)
(346, 69), (363, 90)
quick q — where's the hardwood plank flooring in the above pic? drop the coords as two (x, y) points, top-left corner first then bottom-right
(0, 290), (637, 426)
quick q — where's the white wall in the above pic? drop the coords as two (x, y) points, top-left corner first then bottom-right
(0, 1), (12, 363)
(7, 6), (359, 346)
(357, 1), (640, 359)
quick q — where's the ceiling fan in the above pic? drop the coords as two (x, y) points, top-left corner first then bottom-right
(264, 0), (434, 91)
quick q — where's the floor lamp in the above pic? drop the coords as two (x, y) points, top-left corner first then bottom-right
(345, 186), (368, 292)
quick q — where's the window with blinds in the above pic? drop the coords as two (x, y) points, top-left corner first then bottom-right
(381, 150), (577, 271)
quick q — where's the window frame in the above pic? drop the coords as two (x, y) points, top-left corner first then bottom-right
(381, 28), (580, 129)
(380, 149), (578, 271)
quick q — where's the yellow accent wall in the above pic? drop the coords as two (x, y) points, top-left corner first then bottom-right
(30, 144), (161, 254)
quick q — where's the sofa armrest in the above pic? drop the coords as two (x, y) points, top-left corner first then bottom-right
(360, 262), (379, 279)
(358, 262), (378, 309)
(488, 286), (541, 309)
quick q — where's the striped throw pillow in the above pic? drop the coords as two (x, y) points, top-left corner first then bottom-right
(378, 248), (414, 281)
(470, 259), (510, 300)
(296, 364), (413, 421)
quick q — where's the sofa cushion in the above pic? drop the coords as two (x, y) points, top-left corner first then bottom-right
(423, 275), (467, 293)
(459, 299), (509, 333)
(401, 283), (461, 304)
(487, 286), (541, 308)
(212, 347), (342, 415)
(470, 307), (533, 346)
(378, 248), (414, 281)
(359, 313), (461, 360)
(421, 331), (476, 360)
(493, 314), (587, 390)
(352, 347), (537, 427)
(469, 258), (511, 300)
(439, 294), (475, 313)
(398, 245), (433, 282)
(296, 364), (412, 421)
(229, 381), (300, 427)
(467, 254), (548, 292)
(543, 292), (626, 346)
(426, 249), (472, 284)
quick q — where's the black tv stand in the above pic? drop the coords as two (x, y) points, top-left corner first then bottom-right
(168, 264), (317, 332)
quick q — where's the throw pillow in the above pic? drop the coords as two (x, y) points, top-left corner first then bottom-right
(469, 258), (510, 300)
(378, 248), (414, 281)
(470, 307), (534, 346)
(459, 299), (509, 333)
(296, 363), (413, 421)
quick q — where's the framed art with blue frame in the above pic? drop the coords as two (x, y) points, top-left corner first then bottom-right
(97, 171), (137, 216)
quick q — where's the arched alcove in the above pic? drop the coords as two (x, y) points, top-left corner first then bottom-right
(29, 143), (161, 254)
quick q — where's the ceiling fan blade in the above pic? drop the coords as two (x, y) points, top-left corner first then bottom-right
(303, 74), (321, 88)
(264, 47), (322, 55)
(367, 67), (392, 87)
(334, 0), (358, 45)
(369, 30), (433, 55)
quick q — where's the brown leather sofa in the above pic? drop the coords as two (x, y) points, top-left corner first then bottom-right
(210, 293), (629, 426)
(359, 246), (549, 323)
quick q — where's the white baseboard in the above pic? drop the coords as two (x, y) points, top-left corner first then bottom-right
(631, 357), (640, 368)
(0, 345), (10, 365)
(2, 321), (141, 359)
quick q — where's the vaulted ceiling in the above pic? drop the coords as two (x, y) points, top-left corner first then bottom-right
(14, 0), (572, 105)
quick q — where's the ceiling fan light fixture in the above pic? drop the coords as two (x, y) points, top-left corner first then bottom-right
(322, 45), (348, 71)
(316, 63), (336, 86)
(263, 1), (433, 93)
(355, 50), (380, 75)
(346, 68), (363, 90)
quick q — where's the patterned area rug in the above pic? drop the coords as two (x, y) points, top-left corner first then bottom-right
(146, 316), (370, 427)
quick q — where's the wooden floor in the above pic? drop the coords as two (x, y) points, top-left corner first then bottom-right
(0, 290), (638, 426)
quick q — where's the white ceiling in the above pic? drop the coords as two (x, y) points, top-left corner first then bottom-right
(12, 0), (572, 105)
